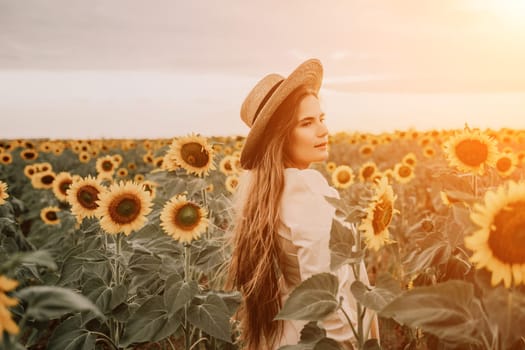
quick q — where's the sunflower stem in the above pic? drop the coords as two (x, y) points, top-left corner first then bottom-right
(201, 188), (209, 240)
(472, 173), (478, 198)
(350, 223), (365, 348)
(184, 243), (191, 350)
(112, 233), (123, 346)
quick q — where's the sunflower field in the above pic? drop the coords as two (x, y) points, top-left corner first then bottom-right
(1, 126), (525, 350)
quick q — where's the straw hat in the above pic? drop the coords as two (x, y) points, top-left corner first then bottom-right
(239, 58), (323, 169)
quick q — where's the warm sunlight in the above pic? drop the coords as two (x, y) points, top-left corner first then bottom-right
(467, 0), (525, 22)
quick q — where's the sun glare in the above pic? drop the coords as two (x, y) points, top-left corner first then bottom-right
(466, 0), (525, 21)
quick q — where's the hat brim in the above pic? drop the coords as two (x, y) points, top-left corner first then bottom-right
(240, 58), (323, 169)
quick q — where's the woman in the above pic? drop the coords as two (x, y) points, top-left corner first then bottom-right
(225, 58), (378, 349)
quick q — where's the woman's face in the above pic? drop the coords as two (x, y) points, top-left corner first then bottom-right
(285, 94), (329, 169)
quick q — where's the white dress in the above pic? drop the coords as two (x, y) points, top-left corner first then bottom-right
(273, 168), (378, 349)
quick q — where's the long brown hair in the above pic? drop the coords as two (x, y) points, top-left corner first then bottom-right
(225, 86), (318, 349)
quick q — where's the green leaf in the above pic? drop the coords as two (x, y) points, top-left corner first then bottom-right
(482, 285), (525, 348)
(278, 322), (342, 350)
(47, 315), (96, 350)
(329, 219), (356, 271)
(16, 285), (104, 321)
(82, 276), (127, 314)
(212, 290), (241, 317)
(187, 293), (233, 343)
(120, 295), (181, 347)
(0, 250), (57, 273)
(351, 273), (403, 312)
(191, 240), (225, 272)
(403, 240), (451, 276)
(379, 280), (485, 346)
(275, 273), (339, 321)
(165, 277), (199, 317)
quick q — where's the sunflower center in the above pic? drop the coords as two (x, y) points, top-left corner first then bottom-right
(372, 196), (393, 235)
(24, 151), (36, 159)
(175, 203), (200, 230)
(45, 211), (58, 221)
(181, 142), (210, 168)
(454, 139), (489, 167)
(225, 162), (232, 171)
(102, 160), (113, 171)
(398, 165), (412, 178)
(59, 180), (72, 195)
(487, 201), (525, 264)
(42, 174), (55, 185)
(496, 157), (511, 172)
(405, 159), (415, 166)
(337, 171), (351, 184)
(362, 166), (375, 179)
(109, 195), (141, 224)
(362, 147), (372, 155)
(77, 186), (100, 210)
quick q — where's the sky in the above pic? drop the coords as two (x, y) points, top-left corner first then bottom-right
(1, 0), (525, 139)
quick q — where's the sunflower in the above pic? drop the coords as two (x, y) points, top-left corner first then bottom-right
(116, 167), (129, 178)
(154, 156), (164, 168)
(96, 155), (117, 177)
(219, 155), (236, 176)
(358, 144), (374, 158)
(422, 146), (436, 158)
(232, 154), (242, 174)
(358, 161), (378, 182)
(20, 149), (38, 161)
(212, 143), (223, 153)
(0, 181), (9, 205)
(67, 175), (105, 222)
(160, 194), (209, 243)
(465, 181), (525, 288)
(0, 152), (12, 164)
(31, 171), (56, 190)
(235, 140), (244, 150)
(0, 275), (20, 337)
(35, 162), (53, 172)
(516, 150), (525, 165)
(40, 206), (61, 225)
(164, 133), (216, 176)
(143, 152), (154, 164)
(392, 163), (415, 184)
(331, 165), (354, 189)
(38, 141), (53, 153)
(359, 177), (398, 251)
(52, 172), (74, 202)
(112, 154), (123, 167)
(127, 162), (137, 171)
(443, 129), (498, 175)
(325, 161), (337, 173)
(494, 152), (517, 178)
(225, 175), (239, 194)
(134, 174), (145, 182)
(95, 180), (153, 236)
(402, 153), (417, 167)
(78, 151), (91, 163)
(24, 164), (37, 179)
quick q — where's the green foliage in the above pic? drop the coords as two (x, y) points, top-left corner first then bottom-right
(275, 273), (339, 321)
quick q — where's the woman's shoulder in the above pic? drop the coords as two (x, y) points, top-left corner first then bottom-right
(284, 167), (339, 198)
